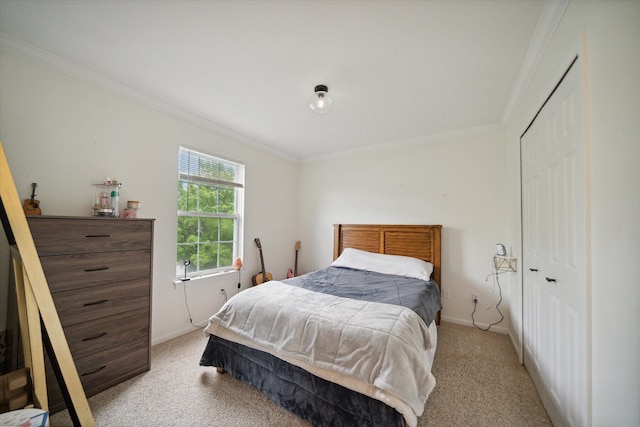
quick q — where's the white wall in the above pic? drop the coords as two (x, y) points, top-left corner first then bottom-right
(0, 50), (299, 344)
(298, 127), (510, 331)
(505, 1), (640, 424)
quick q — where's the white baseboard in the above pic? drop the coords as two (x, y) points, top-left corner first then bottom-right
(440, 315), (509, 335)
(508, 329), (523, 364)
(152, 325), (201, 347)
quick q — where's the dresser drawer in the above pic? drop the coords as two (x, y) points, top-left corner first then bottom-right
(28, 217), (152, 256)
(79, 337), (149, 393)
(47, 338), (149, 412)
(64, 310), (149, 360)
(53, 279), (150, 327)
(40, 250), (151, 292)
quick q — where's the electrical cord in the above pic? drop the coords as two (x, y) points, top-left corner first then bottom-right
(182, 270), (238, 328)
(182, 282), (209, 328)
(472, 252), (505, 331)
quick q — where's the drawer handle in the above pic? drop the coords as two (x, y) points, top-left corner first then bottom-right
(529, 268), (538, 272)
(82, 332), (107, 342)
(545, 277), (557, 283)
(85, 234), (111, 238)
(83, 299), (109, 307)
(81, 365), (106, 377)
(84, 267), (109, 272)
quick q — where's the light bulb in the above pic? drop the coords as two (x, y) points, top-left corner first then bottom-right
(310, 84), (333, 115)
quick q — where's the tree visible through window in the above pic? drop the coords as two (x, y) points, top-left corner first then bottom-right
(177, 147), (244, 277)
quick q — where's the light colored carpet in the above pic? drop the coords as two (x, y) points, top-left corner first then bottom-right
(50, 322), (551, 426)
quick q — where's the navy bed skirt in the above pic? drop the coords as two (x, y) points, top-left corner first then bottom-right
(200, 334), (405, 427)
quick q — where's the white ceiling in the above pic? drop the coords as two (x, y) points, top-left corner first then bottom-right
(0, 0), (552, 161)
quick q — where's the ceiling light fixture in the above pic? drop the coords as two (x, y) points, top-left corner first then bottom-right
(309, 84), (333, 115)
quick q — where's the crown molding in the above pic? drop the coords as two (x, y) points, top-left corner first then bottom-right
(302, 122), (504, 163)
(0, 33), (297, 163)
(500, 0), (569, 126)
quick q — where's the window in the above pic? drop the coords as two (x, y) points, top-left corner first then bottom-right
(177, 147), (244, 278)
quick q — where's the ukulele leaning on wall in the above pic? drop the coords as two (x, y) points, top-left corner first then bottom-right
(23, 183), (41, 216)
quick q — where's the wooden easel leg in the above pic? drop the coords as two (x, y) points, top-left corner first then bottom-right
(42, 324), (80, 426)
(11, 257), (33, 377)
(20, 262), (48, 410)
(11, 254), (48, 411)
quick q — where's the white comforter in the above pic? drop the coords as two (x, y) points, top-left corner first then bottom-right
(204, 280), (437, 427)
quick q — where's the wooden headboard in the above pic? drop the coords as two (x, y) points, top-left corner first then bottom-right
(333, 224), (442, 290)
(333, 224), (442, 324)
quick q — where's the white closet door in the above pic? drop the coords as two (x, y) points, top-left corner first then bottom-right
(521, 58), (588, 427)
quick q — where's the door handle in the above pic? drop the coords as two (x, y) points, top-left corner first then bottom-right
(545, 277), (557, 283)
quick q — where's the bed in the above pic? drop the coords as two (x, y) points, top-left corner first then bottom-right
(200, 224), (442, 427)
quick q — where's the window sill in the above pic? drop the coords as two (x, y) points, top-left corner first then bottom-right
(174, 268), (238, 285)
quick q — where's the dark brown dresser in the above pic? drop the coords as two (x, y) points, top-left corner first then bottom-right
(26, 215), (154, 413)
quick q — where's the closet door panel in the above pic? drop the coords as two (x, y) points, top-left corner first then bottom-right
(521, 58), (587, 427)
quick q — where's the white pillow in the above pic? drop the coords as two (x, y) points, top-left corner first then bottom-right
(331, 248), (434, 281)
